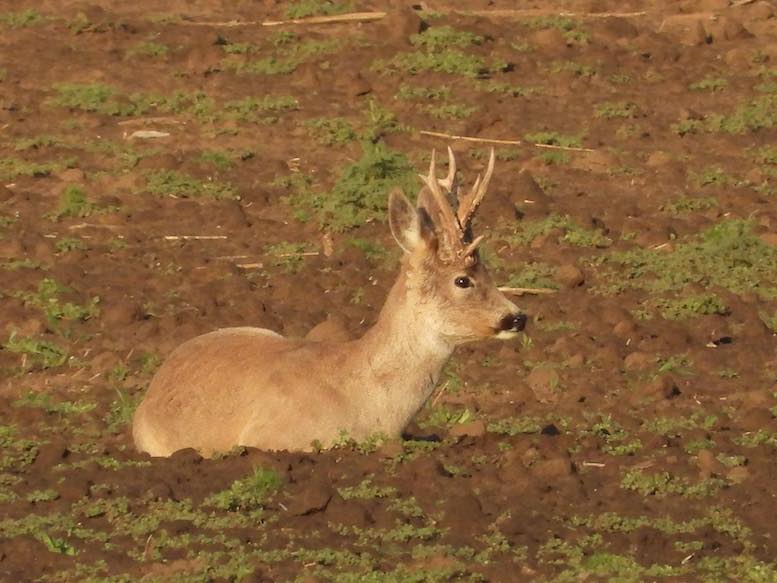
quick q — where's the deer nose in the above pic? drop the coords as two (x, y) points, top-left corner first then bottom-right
(499, 313), (527, 332)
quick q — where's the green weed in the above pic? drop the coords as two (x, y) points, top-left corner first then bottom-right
(621, 469), (726, 498)
(419, 406), (474, 429)
(0, 9), (44, 28)
(48, 185), (116, 221)
(503, 262), (559, 290)
(374, 27), (501, 78)
(285, 0), (352, 18)
(662, 196), (718, 214)
(50, 83), (152, 116)
(205, 467), (282, 511)
(395, 84), (452, 101)
(538, 151), (570, 165)
(3, 333), (68, 369)
(104, 388), (141, 433)
(126, 41), (168, 58)
(759, 310), (777, 333)
(348, 238), (391, 266)
(14, 135), (61, 150)
(13, 278), (99, 325)
(237, 39), (340, 75)
(54, 237), (89, 253)
(487, 416), (543, 436)
(643, 412), (717, 437)
(480, 80), (539, 97)
(673, 95), (777, 135)
(139, 352), (161, 375)
(690, 77), (728, 92)
(0, 258), (42, 270)
(199, 149), (237, 169)
(13, 391), (96, 415)
(524, 15), (588, 43)
(586, 414), (642, 456)
(504, 214), (611, 248)
(303, 117), (356, 145)
(338, 478), (397, 500)
(524, 131), (583, 148)
(375, 50), (502, 78)
(549, 60), (596, 77)
(0, 157), (61, 181)
(26, 489), (59, 503)
(691, 165), (733, 187)
(264, 242), (313, 273)
(595, 101), (638, 119)
(144, 169), (237, 199)
(750, 144), (777, 166)
(224, 95), (298, 122)
(650, 293), (728, 320)
(288, 141), (417, 231)
(421, 103), (477, 120)
(38, 533), (77, 556)
(410, 25), (483, 51)
(609, 73), (632, 84)
(733, 429), (777, 448)
(361, 99), (407, 141)
(593, 220), (777, 297)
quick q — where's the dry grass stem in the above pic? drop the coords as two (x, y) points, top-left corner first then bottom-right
(236, 262), (264, 269)
(177, 12), (386, 27)
(117, 117), (185, 126)
(262, 12), (387, 26)
(419, 130), (596, 153)
(430, 382), (449, 408)
(163, 235), (228, 241)
(498, 286), (558, 296)
(454, 9), (648, 18)
(272, 251), (320, 258)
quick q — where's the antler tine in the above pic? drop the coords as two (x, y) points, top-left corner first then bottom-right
(457, 148), (496, 228)
(459, 234), (485, 259)
(418, 150), (463, 241)
(437, 146), (457, 192)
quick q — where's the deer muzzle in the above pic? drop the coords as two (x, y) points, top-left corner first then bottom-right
(499, 312), (527, 333)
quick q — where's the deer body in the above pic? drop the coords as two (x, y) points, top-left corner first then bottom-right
(133, 149), (526, 456)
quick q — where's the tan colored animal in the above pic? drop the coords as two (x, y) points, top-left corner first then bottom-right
(132, 149), (526, 457)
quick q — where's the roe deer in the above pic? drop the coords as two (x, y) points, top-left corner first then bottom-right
(132, 148), (527, 457)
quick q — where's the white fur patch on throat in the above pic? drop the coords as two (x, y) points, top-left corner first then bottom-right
(494, 330), (519, 340)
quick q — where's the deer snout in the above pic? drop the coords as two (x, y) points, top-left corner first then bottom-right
(498, 312), (527, 332)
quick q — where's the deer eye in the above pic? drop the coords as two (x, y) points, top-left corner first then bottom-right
(454, 276), (472, 289)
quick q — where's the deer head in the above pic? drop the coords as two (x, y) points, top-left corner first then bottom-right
(388, 148), (527, 345)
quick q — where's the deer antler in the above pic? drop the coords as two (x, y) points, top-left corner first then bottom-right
(437, 146), (457, 192)
(418, 150), (464, 253)
(456, 148), (495, 229)
(418, 148), (494, 263)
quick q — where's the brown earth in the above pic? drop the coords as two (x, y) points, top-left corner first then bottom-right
(1, 0), (777, 581)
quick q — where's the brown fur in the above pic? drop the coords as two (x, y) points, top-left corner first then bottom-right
(132, 151), (524, 456)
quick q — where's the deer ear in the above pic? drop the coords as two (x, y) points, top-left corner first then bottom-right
(388, 188), (419, 254)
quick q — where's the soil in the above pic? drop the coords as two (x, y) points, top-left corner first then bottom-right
(1, 0), (777, 581)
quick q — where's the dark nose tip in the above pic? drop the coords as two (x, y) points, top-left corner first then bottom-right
(500, 313), (527, 332)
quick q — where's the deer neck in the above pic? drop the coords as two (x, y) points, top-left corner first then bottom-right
(350, 265), (453, 434)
